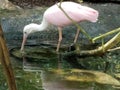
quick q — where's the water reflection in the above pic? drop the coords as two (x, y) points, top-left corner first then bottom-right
(41, 70), (94, 90)
(21, 55), (120, 90)
(10, 44), (120, 90)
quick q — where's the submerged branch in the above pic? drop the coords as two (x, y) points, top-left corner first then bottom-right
(66, 31), (120, 56)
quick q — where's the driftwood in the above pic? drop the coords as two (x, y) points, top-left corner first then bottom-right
(0, 25), (17, 90)
(65, 28), (120, 57)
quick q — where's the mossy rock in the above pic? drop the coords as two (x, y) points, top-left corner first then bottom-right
(47, 69), (120, 86)
(10, 44), (68, 62)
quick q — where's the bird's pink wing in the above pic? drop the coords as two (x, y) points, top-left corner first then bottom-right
(44, 2), (98, 27)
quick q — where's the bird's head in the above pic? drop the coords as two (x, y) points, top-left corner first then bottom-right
(23, 24), (37, 37)
(20, 24), (37, 52)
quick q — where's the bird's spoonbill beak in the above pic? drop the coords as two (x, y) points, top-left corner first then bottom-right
(20, 33), (28, 52)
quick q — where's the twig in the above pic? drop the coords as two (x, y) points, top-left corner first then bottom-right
(92, 27), (120, 43)
(107, 46), (120, 52)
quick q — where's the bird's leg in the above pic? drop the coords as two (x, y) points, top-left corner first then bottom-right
(20, 33), (28, 53)
(73, 28), (80, 44)
(56, 27), (62, 52)
(69, 29), (80, 51)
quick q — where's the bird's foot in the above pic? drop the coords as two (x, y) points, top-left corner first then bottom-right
(68, 43), (76, 51)
(20, 49), (25, 56)
(56, 49), (58, 52)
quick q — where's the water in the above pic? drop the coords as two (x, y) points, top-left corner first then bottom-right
(4, 44), (119, 90)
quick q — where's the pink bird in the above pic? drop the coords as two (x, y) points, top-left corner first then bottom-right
(20, 1), (99, 52)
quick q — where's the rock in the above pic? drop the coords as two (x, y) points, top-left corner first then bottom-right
(50, 69), (120, 86)
(0, 0), (21, 10)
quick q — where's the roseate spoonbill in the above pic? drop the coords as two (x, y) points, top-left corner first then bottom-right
(20, 1), (99, 52)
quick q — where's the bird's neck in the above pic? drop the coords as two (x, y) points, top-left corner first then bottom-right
(37, 18), (48, 31)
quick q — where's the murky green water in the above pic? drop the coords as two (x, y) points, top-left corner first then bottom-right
(1, 44), (119, 90)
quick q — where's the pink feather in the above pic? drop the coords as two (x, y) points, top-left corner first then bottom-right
(44, 2), (99, 27)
